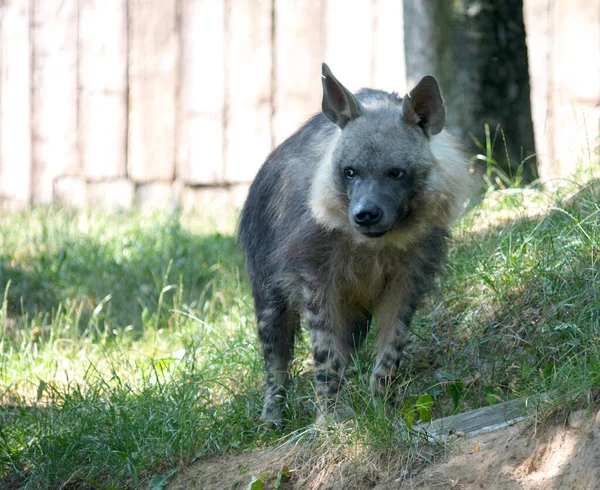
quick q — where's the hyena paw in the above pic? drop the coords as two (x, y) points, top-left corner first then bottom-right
(370, 369), (394, 398)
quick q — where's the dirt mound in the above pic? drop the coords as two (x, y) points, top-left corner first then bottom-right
(394, 420), (600, 490)
(167, 414), (600, 490)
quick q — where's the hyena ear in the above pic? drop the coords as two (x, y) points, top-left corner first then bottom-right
(321, 63), (361, 129)
(402, 75), (445, 136)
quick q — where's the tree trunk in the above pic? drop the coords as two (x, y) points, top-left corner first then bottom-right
(404, 0), (537, 184)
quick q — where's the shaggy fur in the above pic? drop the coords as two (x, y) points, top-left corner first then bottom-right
(238, 64), (472, 424)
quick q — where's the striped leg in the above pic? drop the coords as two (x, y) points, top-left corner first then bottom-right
(256, 297), (299, 426)
(304, 294), (346, 421)
(370, 309), (414, 397)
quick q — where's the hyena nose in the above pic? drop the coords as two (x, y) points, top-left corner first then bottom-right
(354, 205), (383, 226)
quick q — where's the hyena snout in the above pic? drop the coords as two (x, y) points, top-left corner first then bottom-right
(353, 202), (383, 227)
(350, 196), (398, 237)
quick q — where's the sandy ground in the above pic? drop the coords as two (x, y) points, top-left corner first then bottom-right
(390, 420), (600, 490)
(167, 414), (600, 490)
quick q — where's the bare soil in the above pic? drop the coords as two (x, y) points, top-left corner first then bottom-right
(167, 416), (600, 490)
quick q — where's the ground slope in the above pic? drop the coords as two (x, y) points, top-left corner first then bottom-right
(168, 414), (600, 490)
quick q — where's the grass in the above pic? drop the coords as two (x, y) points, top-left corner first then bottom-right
(1, 165), (599, 488)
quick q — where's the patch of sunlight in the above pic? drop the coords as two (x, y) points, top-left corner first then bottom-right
(465, 166), (600, 233)
(516, 430), (579, 482)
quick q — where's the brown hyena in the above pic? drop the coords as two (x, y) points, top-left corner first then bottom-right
(238, 63), (472, 425)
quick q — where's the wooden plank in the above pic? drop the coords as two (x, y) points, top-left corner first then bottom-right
(128, 0), (177, 182)
(522, 0), (600, 181)
(181, 184), (249, 216)
(418, 398), (538, 440)
(372, 0), (406, 94)
(0, 0), (32, 207)
(177, 0), (225, 185)
(31, 0), (79, 204)
(324, 0), (373, 90)
(79, 0), (128, 181)
(54, 176), (86, 207)
(136, 182), (176, 212)
(87, 179), (134, 210)
(273, 0), (324, 146)
(224, 0), (272, 183)
(550, 0), (600, 176)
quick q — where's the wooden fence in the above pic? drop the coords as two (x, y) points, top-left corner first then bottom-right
(0, 0), (598, 211)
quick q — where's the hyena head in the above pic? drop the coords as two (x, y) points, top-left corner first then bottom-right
(312, 63), (469, 243)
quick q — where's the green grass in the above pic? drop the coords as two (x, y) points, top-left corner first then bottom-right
(1, 169), (599, 488)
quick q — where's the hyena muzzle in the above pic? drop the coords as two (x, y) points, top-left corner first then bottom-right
(238, 63), (472, 425)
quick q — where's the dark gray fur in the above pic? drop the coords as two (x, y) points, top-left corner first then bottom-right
(238, 64), (468, 425)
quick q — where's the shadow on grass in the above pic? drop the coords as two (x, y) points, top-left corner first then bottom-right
(0, 367), (270, 489)
(0, 211), (245, 333)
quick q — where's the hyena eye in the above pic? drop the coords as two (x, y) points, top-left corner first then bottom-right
(388, 168), (406, 179)
(343, 167), (355, 178)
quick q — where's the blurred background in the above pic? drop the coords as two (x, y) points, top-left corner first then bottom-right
(0, 0), (598, 213)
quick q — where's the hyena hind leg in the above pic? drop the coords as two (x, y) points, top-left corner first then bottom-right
(256, 298), (300, 426)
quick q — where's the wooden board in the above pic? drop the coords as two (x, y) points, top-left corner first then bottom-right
(31, 0), (79, 204)
(273, 0), (324, 146)
(54, 176), (86, 207)
(418, 398), (538, 440)
(549, 0), (600, 176)
(224, 0), (272, 183)
(181, 184), (249, 216)
(128, 0), (177, 182)
(0, 0), (32, 206)
(524, 0), (600, 181)
(135, 182), (176, 212)
(177, 0), (225, 185)
(79, 0), (128, 181)
(87, 179), (134, 210)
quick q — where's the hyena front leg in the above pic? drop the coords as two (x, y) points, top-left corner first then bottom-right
(256, 295), (299, 426)
(370, 299), (416, 397)
(304, 296), (346, 422)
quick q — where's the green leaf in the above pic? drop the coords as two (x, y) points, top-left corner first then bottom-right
(485, 393), (503, 406)
(448, 381), (464, 412)
(401, 405), (415, 428)
(543, 363), (555, 379)
(248, 476), (264, 490)
(416, 394), (434, 422)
